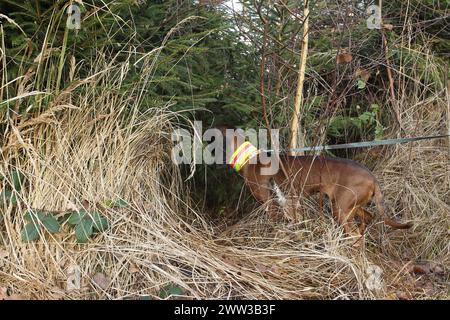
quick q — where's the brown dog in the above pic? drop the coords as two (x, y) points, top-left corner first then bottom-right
(223, 128), (412, 240)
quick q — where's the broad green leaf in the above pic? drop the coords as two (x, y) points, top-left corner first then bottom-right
(68, 210), (87, 225)
(357, 79), (366, 89)
(359, 111), (375, 124)
(375, 124), (384, 140)
(21, 222), (40, 242)
(75, 219), (93, 243)
(97, 217), (109, 232)
(11, 170), (25, 191)
(104, 199), (129, 208)
(0, 189), (17, 206)
(0, 189), (11, 201)
(42, 215), (61, 233)
(371, 104), (380, 112)
(159, 284), (184, 299)
(59, 212), (72, 224)
(91, 212), (109, 232)
(10, 193), (17, 205)
(24, 210), (45, 224)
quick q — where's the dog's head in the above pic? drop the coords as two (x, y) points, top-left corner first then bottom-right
(215, 125), (260, 171)
(214, 125), (278, 174)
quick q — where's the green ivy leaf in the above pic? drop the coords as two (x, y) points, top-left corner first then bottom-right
(68, 210), (87, 225)
(91, 212), (109, 232)
(42, 215), (61, 233)
(24, 210), (46, 224)
(356, 79), (366, 89)
(11, 170), (25, 191)
(21, 222), (40, 242)
(104, 199), (129, 208)
(75, 219), (93, 243)
(159, 284), (184, 299)
(59, 212), (72, 224)
(0, 189), (11, 201)
(0, 189), (17, 206)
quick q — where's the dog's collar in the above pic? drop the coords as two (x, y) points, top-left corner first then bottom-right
(229, 141), (259, 172)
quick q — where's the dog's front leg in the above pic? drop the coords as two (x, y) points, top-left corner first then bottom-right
(246, 179), (281, 220)
(285, 198), (300, 223)
(271, 180), (300, 223)
(265, 201), (280, 221)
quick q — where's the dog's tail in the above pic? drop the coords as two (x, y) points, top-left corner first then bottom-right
(374, 183), (413, 229)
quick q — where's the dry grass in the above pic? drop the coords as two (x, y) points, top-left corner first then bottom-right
(0, 72), (448, 300)
(0, 12), (449, 300)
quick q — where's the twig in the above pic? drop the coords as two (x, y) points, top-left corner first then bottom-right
(379, 0), (402, 129)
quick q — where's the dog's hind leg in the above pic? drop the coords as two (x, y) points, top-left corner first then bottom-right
(331, 199), (360, 237)
(357, 208), (374, 234)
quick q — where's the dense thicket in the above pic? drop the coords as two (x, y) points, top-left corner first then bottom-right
(1, 0), (448, 210)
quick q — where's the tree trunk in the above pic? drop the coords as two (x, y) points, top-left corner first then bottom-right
(289, 0), (309, 156)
